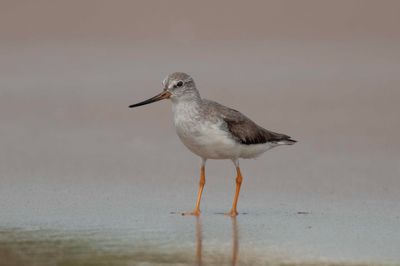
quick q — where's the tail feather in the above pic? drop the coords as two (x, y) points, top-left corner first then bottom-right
(277, 138), (297, 145)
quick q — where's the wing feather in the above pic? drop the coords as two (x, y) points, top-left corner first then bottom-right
(202, 100), (296, 145)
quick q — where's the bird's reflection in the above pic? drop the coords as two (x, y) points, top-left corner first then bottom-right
(231, 217), (239, 266)
(195, 216), (239, 266)
(195, 217), (202, 266)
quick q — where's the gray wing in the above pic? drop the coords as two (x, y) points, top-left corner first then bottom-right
(202, 100), (296, 145)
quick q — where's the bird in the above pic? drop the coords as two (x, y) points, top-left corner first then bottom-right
(129, 72), (296, 216)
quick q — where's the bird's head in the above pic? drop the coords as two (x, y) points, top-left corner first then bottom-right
(129, 72), (200, 108)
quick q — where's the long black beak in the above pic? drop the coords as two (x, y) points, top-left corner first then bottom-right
(129, 91), (171, 108)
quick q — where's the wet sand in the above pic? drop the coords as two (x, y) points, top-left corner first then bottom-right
(1, 198), (399, 265)
(1, 39), (400, 266)
(2, 1), (400, 264)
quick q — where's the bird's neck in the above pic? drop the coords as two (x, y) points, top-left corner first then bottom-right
(171, 90), (202, 106)
(171, 92), (203, 118)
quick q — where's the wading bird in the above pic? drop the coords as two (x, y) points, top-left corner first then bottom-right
(129, 72), (296, 216)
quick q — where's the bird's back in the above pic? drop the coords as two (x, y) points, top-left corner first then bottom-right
(200, 99), (296, 146)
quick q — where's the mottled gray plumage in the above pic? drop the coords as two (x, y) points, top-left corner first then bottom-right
(134, 71), (296, 147)
(129, 72), (297, 216)
(165, 72), (193, 83)
(201, 100), (296, 145)
(163, 72), (195, 90)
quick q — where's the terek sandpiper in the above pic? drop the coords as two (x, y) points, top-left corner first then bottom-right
(129, 72), (296, 216)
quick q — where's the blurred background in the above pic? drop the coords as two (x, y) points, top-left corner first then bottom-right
(0, 0), (400, 264)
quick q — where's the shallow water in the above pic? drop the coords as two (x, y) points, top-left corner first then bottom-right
(1, 186), (399, 265)
(1, 36), (400, 265)
(1, 209), (399, 266)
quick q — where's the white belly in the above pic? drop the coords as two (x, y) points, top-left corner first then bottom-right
(176, 119), (242, 159)
(172, 103), (273, 159)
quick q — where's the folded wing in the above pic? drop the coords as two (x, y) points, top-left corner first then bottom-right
(202, 100), (296, 145)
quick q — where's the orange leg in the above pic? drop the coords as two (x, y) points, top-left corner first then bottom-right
(183, 163), (206, 216)
(226, 166), (243, 217)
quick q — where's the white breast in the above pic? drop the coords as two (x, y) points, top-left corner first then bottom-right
(172, 102), (241, 159)
(172, 101), (276, 160)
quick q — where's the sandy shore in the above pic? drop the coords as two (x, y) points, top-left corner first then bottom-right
(1, 40), (400, 265)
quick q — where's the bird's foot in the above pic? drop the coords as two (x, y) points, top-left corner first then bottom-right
(181, 209), (201, 216)
(225, 210), (239, 217)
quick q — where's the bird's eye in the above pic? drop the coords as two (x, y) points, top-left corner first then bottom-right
(176, 81), (184, 87)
